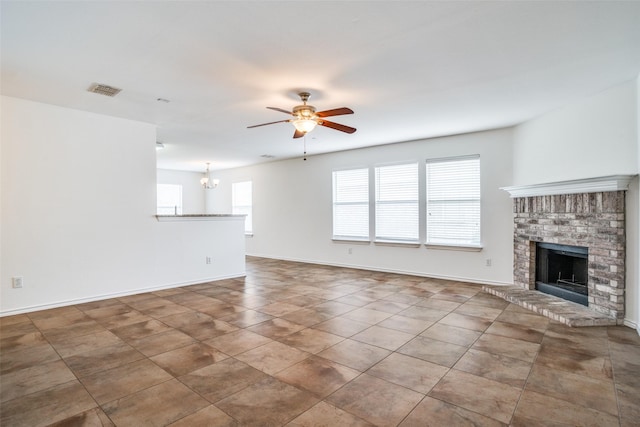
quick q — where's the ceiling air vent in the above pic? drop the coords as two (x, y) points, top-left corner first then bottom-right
(88, 83), (122, 97)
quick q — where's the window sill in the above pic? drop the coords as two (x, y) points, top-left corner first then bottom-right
(332, 238), (371, 245)
(374, 240), (421, 248)
(425, 243), (483, 252)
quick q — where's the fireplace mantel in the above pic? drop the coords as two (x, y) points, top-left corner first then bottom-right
(501, 175), (635, 198)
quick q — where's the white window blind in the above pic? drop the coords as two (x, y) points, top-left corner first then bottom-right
(375, 163), (419, 242)
(426, 155), (480, 246)
(333, 168), (369, 240)
(157, 184), (183, 215)
(232, 181), (253, 234)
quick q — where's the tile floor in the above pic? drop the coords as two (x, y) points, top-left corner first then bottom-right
(1, 257), (639, 426)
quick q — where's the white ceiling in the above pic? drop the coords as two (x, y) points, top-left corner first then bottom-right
(2, 1), (640, 172)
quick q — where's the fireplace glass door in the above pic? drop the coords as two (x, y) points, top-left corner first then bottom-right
(535, 242), (588, 306)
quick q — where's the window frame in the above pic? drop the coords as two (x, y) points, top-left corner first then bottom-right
(332, 167), (371, 242)
(232, 180), (253, 235)
(374, 162), (420, 243)
(425, 154), (481, 249)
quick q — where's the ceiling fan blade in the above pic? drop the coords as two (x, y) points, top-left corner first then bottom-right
(293, 129), (305, 139)
(316, 107), (354, 118)
(319, 120), (357, 134)
(266, 107), (293, 115)
(247, 119), (291, 129)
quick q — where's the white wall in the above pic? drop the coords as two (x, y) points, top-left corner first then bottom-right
(513, 79), (640, 329)
(210, 128), (515, 285)
(1, 96), (245, 315)
(513, 80), (638, 186)
(157, 168), (205, 214)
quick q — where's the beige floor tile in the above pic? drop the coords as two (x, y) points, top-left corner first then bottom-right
(342, 307), (394, 325)
(352, 325), (415, 351)
(525, 364), (618, 415)
(496, 310), (550, 331)
(512, 389), (619, 427)
(41, 320), (107, 342)
(280, 308), (335, 327)
(204, 329), (272, 355)
(397, 306), (450, 322)
(454, 348), (532, 387)
(110, 319), (173, 341)
(80, 358), (173, 404)
(0, 342), (60, 374)
(616, 382), (640, 422)
(334, 294), (378, 307)
(607, 325), (640, 346)
(453, 302), (504, 321)
(472, 333), (540, 363)
(367, 352), (449, 393)
(48, 407), (115, 427)
(420, 323), (482, 347)
(377, 314), (433, 335)
(247, 317), (306, 339)
(429, 369), (521, 424)
(151, 342), (229, 376)
(51, 330), (123, 358)
(535, 343), (613, 381)
(399, 396), (506, 427)
(258, 301), (304, 317)
(179, 358), (267, 402)
(0, 314), (31, 327)
(276, 355), (360, 397)
(128, 329), (197, 356)
(326, 373), (423, 427)
(102, 379), (209, 426)
(313, 301), (358, 316)
(398, 336), (467, 367)
(222, 309), (274, 327)
(287, 401), (374, 426)
(279, 328), (344, 354)
(318, 338), (391, 371)
(439, 312), (493, 332)
(484, 320), (545, 343)
(167, 405), (238, 426)
(0, 380), (97, 427)
(217, 376), (319, 426)
(3, 258), (637, 427)
(0, 359), (76, 403)
(235, 340), (310, 375)
(313, 317), (371, 337)
(414, 297), (461, 312)
(64, 341), (145, 378)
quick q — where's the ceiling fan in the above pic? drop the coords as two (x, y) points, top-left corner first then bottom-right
(247, 92), (356, 138)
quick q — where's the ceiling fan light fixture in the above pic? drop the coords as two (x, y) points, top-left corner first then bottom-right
(293, 118), (317, 134)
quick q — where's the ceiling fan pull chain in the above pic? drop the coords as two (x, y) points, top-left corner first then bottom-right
(303, 135), (307, 161)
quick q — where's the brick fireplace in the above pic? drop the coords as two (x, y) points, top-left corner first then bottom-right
(486, 175), (635, 326)
(513, 191), (625, 322)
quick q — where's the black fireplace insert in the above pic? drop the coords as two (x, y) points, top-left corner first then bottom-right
(535, 242), (588, 306)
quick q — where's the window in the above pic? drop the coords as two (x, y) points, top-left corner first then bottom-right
(375, 163), (419, 242)
(157, 184), (183, 215)
(332, 168), (369, 240)
(232, 181), (253, 234)
(426, 155), (480, 247)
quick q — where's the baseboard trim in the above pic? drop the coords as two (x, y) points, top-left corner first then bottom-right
(0, 272), (245, 317)
(246, 254), (513, 287)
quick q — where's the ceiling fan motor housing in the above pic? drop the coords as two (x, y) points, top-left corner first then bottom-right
(293, 104), (316, 119)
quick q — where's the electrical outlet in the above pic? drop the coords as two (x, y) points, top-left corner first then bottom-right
(12, 277), (23, 288)
(485, 258), (492, 267)
(206, 257), (212, 264)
